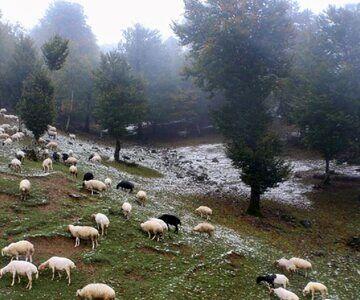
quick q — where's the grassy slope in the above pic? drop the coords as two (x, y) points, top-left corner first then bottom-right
(0, 153), (359, 299)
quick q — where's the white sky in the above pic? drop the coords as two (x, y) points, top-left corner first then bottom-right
(0, 0), (358, 44)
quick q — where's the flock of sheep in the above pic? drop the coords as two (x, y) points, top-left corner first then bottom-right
(0, 108), (331, 299)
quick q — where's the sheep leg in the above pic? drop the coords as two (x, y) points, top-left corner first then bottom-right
(151, 234), (156, 240)
(26, 275), (32, 290)
(101, 225), (104, 236)
(148, 232), (151, 239)
(18, 275), (21, 283)
(92, 238), (95, 250)
(175, 225), (178, 234)
(66, 268), (71, 285)
(58, 272), (61, 279)
(51, 268), (55, 280)
(11, 272), (16, 286)
(311, 290), (314, 300)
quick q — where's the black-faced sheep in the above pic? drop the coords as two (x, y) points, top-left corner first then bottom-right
(116, 180), (134, 193)
(158, 214), (181, 233)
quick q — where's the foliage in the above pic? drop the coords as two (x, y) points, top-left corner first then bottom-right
(19, 67), (55, 140)
(174, 0), (293, 214)
(41, 34), (69, 71)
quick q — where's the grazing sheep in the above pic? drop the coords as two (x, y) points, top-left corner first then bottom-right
(89, 153), (102, 163)
(76, 283), (115, 300)
(42, 158), (53, 173)
(1, 240), (34, 262)
(65, 157), (78, 166)
(270, 287), (299, 300)
(48, 130), (57, 139)
(69, 165), (78, 178)
(158, 214), (181, 233)
(275, 258), (297, 272)
(193, 222), (215, 237)
(3, 137), (12, 146)
(121, 202), (132, 219)
(8, 158), (22, 173)
(16, 150), (26, 161)
(69, 133), (76, 140)
(67, 225), (99, 250)
(19, 179), (31, 201)
(11, 132), (23, 141)
(116, 180), (134, 193)
(38, 137), (46, 145)
(0, 108), (7, 114)
(83, 180), (107, 196)
(104, 178), (112, 189)
(47, 125), (56, 132)
(256, 274), (289, 288)
(0, 260), (38, 290)
(52, 152), (60, 162)
(83, 172), (94, 181)
(136, 190), (147, 206)
(62, 153), (69, 162)
(140, 220), (164, 241)
(195, 206), (212, 219)
(69, 150), (74, 157)
(289, 257), (312, 277)
(303, 282), (328, 300)
(46, 141), (58, 150)
(3, 114), (18, 121)
(39, 256), (76, 285)
(0, 133), (9, 140)
(92, 213), (110, 236)
(148, 218), (168, 233)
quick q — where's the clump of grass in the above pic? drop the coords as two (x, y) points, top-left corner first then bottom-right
(103, 160), (163, 178)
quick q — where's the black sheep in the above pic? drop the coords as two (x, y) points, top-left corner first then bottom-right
(256, 274), (276, 288)
(52, 152), (60, 162)
(62, 153), (69, 162)
(83, 172), (94, 181)
(116, 180), (134, 193)
(88, 154), (94, 160)
(158, 214), (181, 233)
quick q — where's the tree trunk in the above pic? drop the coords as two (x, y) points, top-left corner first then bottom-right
(246, 188), (261, 216)
(114, 139), (121, 162)
(323, 158), (331, 185)
(65, 90), (74, 132)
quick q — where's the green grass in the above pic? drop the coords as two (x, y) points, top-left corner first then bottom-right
(103, 160), (163, 178)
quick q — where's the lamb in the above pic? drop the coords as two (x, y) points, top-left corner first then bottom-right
(67, 225), (99, 250)
(76, 283), (115, 300)
(3, 137), (12, 146)
(42, 157), (53, 173)
(289, 257), (312, 277)
(275, 258), (297, 272)
(121, 202), (132, 219)
(0, 260), (38, 290)
(19, 179), (31, 201)
(195, 206), (213, 219)
(270, 287), (299, 300)
(140, 220), (164, 241)
(69, 133), (76, 140)
(39, 256), (76, 285)
(193, 222), (215, 237)
(104, 177), (112, 188)
(65, 156), (78, 165)
(303, 282), (328, 300)
(136, 190), (147, 206)
(16, 150), (26, 161)
(69, 165), (78, 178)
(256, 274), (289, 288)
(83, 172), (94, 181)
(46, 141), (58, 150)
(116, 180), (134, 193)
(1, 240), (35, 262)
(158, 214), (181, 233)
(89, 153), (102, 163)
(92, 213), (110, 236)
(8, 158), (22, 173)
(83, 180), (107, 196)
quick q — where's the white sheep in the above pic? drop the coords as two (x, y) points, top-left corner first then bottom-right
(69, 149), (74, 157)
(67, 225), (99, 250)
(47, 125), (57, 132)
(48, 130), (57, 139)
(19, 179), (31, 201)
(270, 287), (299, 300)
(0, 108), (7, 114)
(104, 177), (112, 188)
(90, 153), (102, 163)
(140, 220), (164, 241)
(303, 282), (328, 300)
(83, 180), (107, 196)
(69, 133), (76, 140)
(42, 157), (53, 173)
(65, 156), (78, 166)
(1, 240), (34, 262)
(193, 222), (215, 237)
(0, 260), (38, 290)
(39, 256), (76, 285)
(0, 133), (10, 140)
(11, 132), (23, 141)
(148, 218), (168, 232)
(136, 190), (147, 206)
(121, 202), (132, 219)
(92, 213), (110, 236)
(3, 137), (12, 146)
(3, 114), (18, 121)
(274, 274), (290, 288)
(8, 158), (22, 173)
(76, 283), (115, 300)
(38, 137), (46, 145)
(289, 257), (312, 277)
(275, 258), (297, 272)
(69, 165), (78, 178)
(46, 141), (58, 150)
(195, 206), (213, 219)
(16, 150), (26, 161)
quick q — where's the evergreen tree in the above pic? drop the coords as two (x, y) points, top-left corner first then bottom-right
(41, 34), (69, 71)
